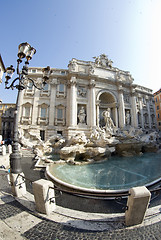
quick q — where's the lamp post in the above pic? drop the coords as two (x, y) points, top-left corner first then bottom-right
(5, 42), (51, 174)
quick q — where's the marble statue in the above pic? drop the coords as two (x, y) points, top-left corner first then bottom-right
(125, 110), (131, 125)
(102, 108), (115, 131)
(78, 106), (86, 124)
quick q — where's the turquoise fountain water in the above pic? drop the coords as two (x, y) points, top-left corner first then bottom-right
(48, 152), (161, 191)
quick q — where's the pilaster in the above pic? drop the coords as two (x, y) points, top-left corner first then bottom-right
(88, 79), (96, 127)
(49, 79), (57, 126)
(118, 87), (125, 128)
(67, 76), (77, 127)
(131, 91), (138, 128)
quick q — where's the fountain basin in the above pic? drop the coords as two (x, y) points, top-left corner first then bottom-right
(46, 152), (161, 197)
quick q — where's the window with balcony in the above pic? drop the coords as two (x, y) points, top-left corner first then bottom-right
(40, 83), (50, 97)
(25, 80), (34, 96)
(21, 103), (32, 124)
(55, 105), (65, 125)
(38, 103), (49, 125)
(56, 83), (66, 98)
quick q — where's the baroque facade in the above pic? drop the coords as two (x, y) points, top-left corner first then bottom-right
(18, 54), (157, 140)
(154, 88), (161, 130)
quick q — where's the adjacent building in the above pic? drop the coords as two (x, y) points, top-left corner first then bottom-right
(153, 88), (161, 131)
(0, 103), (16, 139)
(18, 54), (157, 141)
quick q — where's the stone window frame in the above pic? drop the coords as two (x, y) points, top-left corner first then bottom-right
(55, 104), (66, 126)
(37, 103), (49, 125)
(40, 83), (51, 97)
(24, 80), (35, 96)
(21, 102), (32, 124)
(56, 81), (66, 98)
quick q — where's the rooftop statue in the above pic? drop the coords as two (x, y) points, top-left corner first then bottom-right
(93, 54), (113, 68)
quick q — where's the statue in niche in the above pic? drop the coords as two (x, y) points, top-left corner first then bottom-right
(102, 108), (115, 131)
(78, 106), (86, 124)
(125, 110), (131, 125)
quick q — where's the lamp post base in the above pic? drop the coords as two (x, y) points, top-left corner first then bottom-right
(10, 144), (22, 174)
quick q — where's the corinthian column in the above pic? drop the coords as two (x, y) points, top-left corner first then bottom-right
(147, 100), (151, 129)
(118, 89), (125, 128)
(131, 92), (138, 128)
(138, 97), (144, 129)
(88, 79), (96, 127)
(49, 79), (57, 126)
(67, 76), (77, 127)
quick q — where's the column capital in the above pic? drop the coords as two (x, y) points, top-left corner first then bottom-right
(88, 79), (95, 88)
(67, 76), (77, 87)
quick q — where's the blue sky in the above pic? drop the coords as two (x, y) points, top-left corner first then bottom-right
(1, 0), (161, 103)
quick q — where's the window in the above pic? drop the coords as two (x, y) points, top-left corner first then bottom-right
(156, 98), (158, 103)
(32, 69), (36, 73)
(57, 131), (62, 135)
(159, 122), (161, 126)
(40, 130), (45, 141)
(57, 108), (63, 120)
(157, 105), (159, 110)
(59, 84), (64, 93)
(25, 106), (30, 117)
(41, 108), (46, 118)
(56, 83), (66, 98)
(43, 83), (48, 91)
(28, 81), (33, 90)
(55, 105), (65, 125)
(158, 113), (160, 119)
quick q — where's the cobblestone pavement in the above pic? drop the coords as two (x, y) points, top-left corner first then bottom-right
(1, 154), (161, 239)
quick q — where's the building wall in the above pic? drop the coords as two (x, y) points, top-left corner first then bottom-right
(154, 89), (161, 130)
(18, 55), (157, 141)
(1, 107), (15, 140)
(0, 103), (16, 137)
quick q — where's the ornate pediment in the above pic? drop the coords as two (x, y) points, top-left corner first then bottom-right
(93, 54), (113, 68)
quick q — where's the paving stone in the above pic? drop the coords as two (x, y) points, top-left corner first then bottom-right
(4, 211), (42, 233)
(0, 200), (26, 220)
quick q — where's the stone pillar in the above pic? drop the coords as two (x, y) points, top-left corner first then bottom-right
(125, 186), (151, 226)
(68, 76), (77, 127)
(118, 89), (125, 128)
(32, 88), (40, 125)
(2, 145), (6, 156)
(33, 179), (55, 215)
(96, 101), (100, 127)
(10, 172), (26, 197)
(88, 79), (96, 127)
(114, 107), (118, 128)
(147, 100), (151, 129)
(131, 92), (138, 128)
(49, 80), (57, 126)
(138, 97), (144, 129)
(8, 145), (12, 154)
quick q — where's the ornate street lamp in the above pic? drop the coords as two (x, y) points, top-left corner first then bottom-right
(5, 42), (51, 174)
